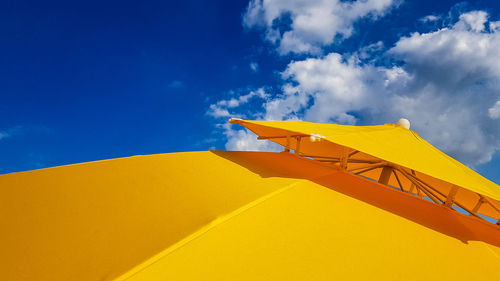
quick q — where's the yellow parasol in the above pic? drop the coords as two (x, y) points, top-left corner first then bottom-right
(230, 118), (500, 223)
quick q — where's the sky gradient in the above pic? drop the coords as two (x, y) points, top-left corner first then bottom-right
(1, 0), (499, 184)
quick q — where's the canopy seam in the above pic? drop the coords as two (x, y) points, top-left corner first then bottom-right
(113, 171), (337, 281)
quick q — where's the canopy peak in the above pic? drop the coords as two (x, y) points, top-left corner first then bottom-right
(396, 118), (411, 129)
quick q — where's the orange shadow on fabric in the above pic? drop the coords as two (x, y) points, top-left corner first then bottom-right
(212, 151), (500, 247)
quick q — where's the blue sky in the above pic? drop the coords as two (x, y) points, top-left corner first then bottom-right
(0, 0), (499, 184)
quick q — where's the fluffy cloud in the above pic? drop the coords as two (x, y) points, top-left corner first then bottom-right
(221, 123), (282, 151)
(390, 12), (500, 83)
(384, 10), (500, 165)
(261, 52), (400, 123)
(489, 101), (500, 119)
(211, 9), (500, 166)
(207, 88), (269, 118)
(455, 10), (488, 32)
(243, 0), (396, 55)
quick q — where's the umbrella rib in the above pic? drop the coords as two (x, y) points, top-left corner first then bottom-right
(295, 136), (301, 155)
(348, 159), (382, 164)
(299, 154), (380, 165)
(353, 164), (385, 175)
(452, 201), (485, 220)
(352, 164), (488, 220)
(407, 170), (421, 197)
(302, 149), (497, 223)
(396, 168), (485, 220)
(411, 180), (440, 204)
(471, 196), (485, 213)
(348, 162), (386, 172)
(314, 159), (380, 164)
(392, 170), (405, 192)
(284, 133), (291, 152)
(395, 168), (442, 204)
(290, 139), (498, 223)
(398, 169), (447, 200)
(408, 183), (416, 195)
(404, 172), (483, 219)
(444, 186), (459, 208)
(481, 197), (500, 213)
(350, 162), (490, 222)
(348, 150), (360, 157)
(307, 151), (496, 223)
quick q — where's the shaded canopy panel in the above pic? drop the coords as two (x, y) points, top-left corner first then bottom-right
(231, 119), (500, 220)
(1, 151), (499, 281)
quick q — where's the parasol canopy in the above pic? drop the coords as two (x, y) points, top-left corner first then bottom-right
(230, 119), (500, 223)
(1, 151), (499, 281)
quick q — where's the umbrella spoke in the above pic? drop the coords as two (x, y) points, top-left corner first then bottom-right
(306, 152), (498, 224)
(348, 163), (385, 172)
(471, 196), (485, 213)
(392, 170), (405, 192)
(295, 136), (301, 155)
(348, 150), (360, 157)
(290, 141), (499, 226)
(302, 152), (499, 225)
(394, 168), (442, 204)
(396, 168), (487, 220)
(284, 133), (291, 152)
(444, 186), (459, 208)
(481, 197), (500, 214)
(299, 154), (381, 165)
(300, 154), (340, 160)
(347, 159), (381, 164)
(398, 169), (447, 200)
(353, 164), (385, 175)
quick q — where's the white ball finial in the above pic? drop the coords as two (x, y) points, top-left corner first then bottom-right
(396, 118), (410, 129)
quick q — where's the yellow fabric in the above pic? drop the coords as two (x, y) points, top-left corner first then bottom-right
(1, 151), (499, 281)
(235, 120), (500, 218)
(0, 151), (332, 281)
(120, 179), (500, 281)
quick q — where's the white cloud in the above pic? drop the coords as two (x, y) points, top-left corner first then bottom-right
(420, 15), (440, 23)
(262, 52), (394, 123)
(385, 11), (500, 165)
(243, 0), (396, 55)
(390, 19), (500, 83)
(454, 10), (488, 32)
(207, 88), (269, 118)
(250, 62), (259, 72)
(222, 123), (282, 151)
(490, 21), (500, 32)
(489, 101), (500, 119)
(208, 106), (231, 118)
(213, 9), (500, 166)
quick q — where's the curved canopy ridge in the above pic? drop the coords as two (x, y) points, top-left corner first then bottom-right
(230, 119), (500, 222)
(0, 151), (334, 281)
